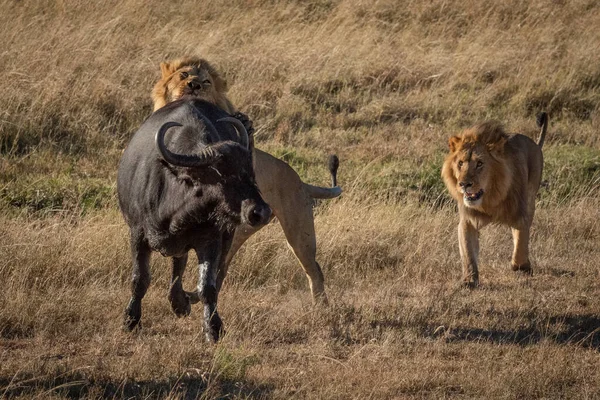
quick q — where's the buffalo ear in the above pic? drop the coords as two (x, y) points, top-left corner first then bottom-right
(159, 62), (175, 79)
(448, 136), (461, 153)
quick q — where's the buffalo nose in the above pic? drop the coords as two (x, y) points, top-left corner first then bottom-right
(248, 204), (272, 227)
(187, 81), (200, 90)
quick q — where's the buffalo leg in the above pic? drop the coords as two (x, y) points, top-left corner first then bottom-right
(215, 231), (236, 294)
(124, 229), (151, 331)
(168, 254), (191, 317)
(195, 239), (224, 342)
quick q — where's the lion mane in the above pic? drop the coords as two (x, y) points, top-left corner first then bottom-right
(443, 121), (514, 219)
(151, 57), (235, 114)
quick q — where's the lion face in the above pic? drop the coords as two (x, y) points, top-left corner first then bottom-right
(151, 57), (235, 114)
(164, 65), (217, 103)
(442, 121), (510, 210)
(447, 142), (493, 208)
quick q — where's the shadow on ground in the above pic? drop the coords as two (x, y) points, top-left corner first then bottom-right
(0, 373), (273, 399)
(368, 313), (600, 350)
(426, 313), (600, 350)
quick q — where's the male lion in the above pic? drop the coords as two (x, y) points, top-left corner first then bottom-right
(441, 113), (548, 287)
(151, 57), (341, 308)
(152, 58), (235, 115)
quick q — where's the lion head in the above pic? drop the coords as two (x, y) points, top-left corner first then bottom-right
(441, 121), (512, 211)
(151, 57), (235, 114)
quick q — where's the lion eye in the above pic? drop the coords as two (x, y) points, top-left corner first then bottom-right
(202, 79), (212, 85)
(457, 161), (463, 168)
(476, 161), (483, 168)
(180, 71), (189, 79)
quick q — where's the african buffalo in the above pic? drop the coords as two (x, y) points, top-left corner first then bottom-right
(117, 97), (271, 342)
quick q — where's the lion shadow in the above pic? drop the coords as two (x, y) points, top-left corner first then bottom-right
(425, 313), (600, 350)
(369, 312), (600, 350)
(0, 373), (273, 399)
(543, 267), (576, 278)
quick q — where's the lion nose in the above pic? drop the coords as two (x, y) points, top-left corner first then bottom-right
(459, 181), (473, 189)
(187, 81), (200, 91)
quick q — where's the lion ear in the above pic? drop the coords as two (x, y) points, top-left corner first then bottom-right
(213, 74), (229, 93)
(487, 136), (507, 153)
(448, 136), (461, 153)
(159, 62), (175, 79)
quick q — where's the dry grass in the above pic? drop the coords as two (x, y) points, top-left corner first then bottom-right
(1, 0), (600, 398)
(1, 199), (600, 398)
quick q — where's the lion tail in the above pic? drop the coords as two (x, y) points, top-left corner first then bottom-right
(303, 155), (342, 199)
(536, 112), (548, 148)
(304, 183), (343, 199)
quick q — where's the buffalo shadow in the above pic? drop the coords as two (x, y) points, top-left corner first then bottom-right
(0, 372), (273, 399)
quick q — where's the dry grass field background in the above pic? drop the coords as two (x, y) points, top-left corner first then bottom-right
(1, 0), (600, 398)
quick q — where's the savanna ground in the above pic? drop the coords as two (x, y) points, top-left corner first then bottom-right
(1, 1), (600, 398)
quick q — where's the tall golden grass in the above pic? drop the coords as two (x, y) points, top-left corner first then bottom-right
(1, 0), (600, 398)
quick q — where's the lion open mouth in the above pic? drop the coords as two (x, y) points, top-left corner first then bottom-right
(464, 189), (484, 203)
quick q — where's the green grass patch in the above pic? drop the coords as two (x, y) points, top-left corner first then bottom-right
(0, 174), (115, 216)
(541, 145), (600, 204)
(212, 347), (260, 383)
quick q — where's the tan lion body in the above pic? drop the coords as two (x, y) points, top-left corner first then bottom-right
(152, 57), (341, 304)
(441, 115), (547, 286)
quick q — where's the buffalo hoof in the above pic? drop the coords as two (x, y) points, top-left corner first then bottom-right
(204, 312), (224, 343)
(512, 262), (533, 275)
(168, 290), (191, 318)
(124, 299), (142, 331)
(460, 278), (479, 289)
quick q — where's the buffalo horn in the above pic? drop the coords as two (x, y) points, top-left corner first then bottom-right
(155, 121), (222, 167)
(217, 117), (249, 150)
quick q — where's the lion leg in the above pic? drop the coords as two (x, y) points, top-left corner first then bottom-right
(216, 224), (263, 293)
(458, 219), (479, 287)
(279, 207), (328, 305)
(511, 226), (532, 275)
(252, 150), (327, 304)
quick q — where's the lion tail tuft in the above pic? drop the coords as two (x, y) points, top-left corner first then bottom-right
(303, 155), (342, 200)
(536, 112), (548, 148)
(328, 154), (340, 187)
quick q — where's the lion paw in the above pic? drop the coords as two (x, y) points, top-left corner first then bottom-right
(512, 262), (533, 275)
(232, 112), (254, 136)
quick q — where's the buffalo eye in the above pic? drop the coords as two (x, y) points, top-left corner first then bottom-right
(476, 160), (483, 168)
(202, 79), (212, 85)
(180, 71), (189, 79)
(457, 160), (463, 169)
